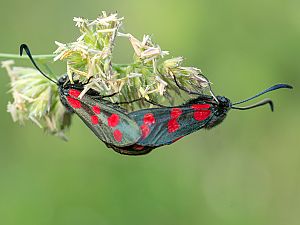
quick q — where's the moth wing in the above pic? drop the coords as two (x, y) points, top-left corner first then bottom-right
(64, 90), (141, 147)
(129, 103), (213, 147)
(105, 143), (156, 156)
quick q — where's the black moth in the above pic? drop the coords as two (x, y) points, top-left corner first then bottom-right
(20, 44), (293, 155)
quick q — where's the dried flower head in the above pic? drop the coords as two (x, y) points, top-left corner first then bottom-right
(54, 12), (210, 109)
(2, 60), (71, 140)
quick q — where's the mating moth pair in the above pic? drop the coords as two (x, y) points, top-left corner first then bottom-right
(20, 44), (293, 155)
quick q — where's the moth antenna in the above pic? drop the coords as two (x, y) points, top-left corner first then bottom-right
(232, 84), (292, 105)
(20, 44), (58, 84)
(113, 97), (165, 107)
(232, 98), (274, 111)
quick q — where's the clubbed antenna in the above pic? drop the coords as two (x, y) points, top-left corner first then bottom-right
(232, 84), (292, 105)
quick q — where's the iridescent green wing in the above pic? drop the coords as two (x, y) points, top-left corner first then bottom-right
(63, 88), (141, 147)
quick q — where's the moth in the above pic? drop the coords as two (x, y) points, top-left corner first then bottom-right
(111, 82), (292, 154)
(20, 44), (143, 151)
(20, 44), (293, 155)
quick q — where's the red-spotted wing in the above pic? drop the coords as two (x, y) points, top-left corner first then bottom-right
(62, 88), (141, 147)
(128, 101), (214, 147)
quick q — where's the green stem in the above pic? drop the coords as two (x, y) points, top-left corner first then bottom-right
(0, 53), (54, 59)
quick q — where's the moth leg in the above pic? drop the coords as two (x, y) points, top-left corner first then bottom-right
(172, 74), (201, 95)
(144, 99), (166, 107)
(82, 76), (93, 85)
(169, 70), (219, 103)
(101, 92), (119, 98)
(157, 68), (202, 96)
(114, 97), (165, 107)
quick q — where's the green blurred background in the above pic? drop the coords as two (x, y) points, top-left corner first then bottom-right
(0, 0), (299, 224)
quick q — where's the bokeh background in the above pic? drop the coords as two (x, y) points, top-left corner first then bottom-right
(0, 0), (299, 224)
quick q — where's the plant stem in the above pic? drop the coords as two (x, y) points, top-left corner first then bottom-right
(0, 53), (54, 59)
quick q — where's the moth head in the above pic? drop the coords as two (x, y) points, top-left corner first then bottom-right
(216, 96), (231, 109)
(57, 74), (69, 87)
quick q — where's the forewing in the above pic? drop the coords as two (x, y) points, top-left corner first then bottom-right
(64, 89), (141, 147)
(129, 103), (213, 147)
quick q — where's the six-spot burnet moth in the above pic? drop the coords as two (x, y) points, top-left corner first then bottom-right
(20, 44), (293, 155)
(20, 44), (143, 150)
(110, 79), (293, 154)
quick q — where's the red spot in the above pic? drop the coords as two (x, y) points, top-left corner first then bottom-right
(92, 105), (101, 114)
(168, 119), (180, 133)
(191, 104), (210, 110)
(66, 96), (81, 108)
(113, 129), (123, 142)
(170, 108), (182, 119)
(133, 145), (145, 150)
(108, 114), (119, 127)
(68, 89), (81, 98)
(191, 104), (211, 121)
(90, 115), (99, 125)
(194, 110), (211, 121)
(143, 113), (156, 125)
(140, 124), (150, 139)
